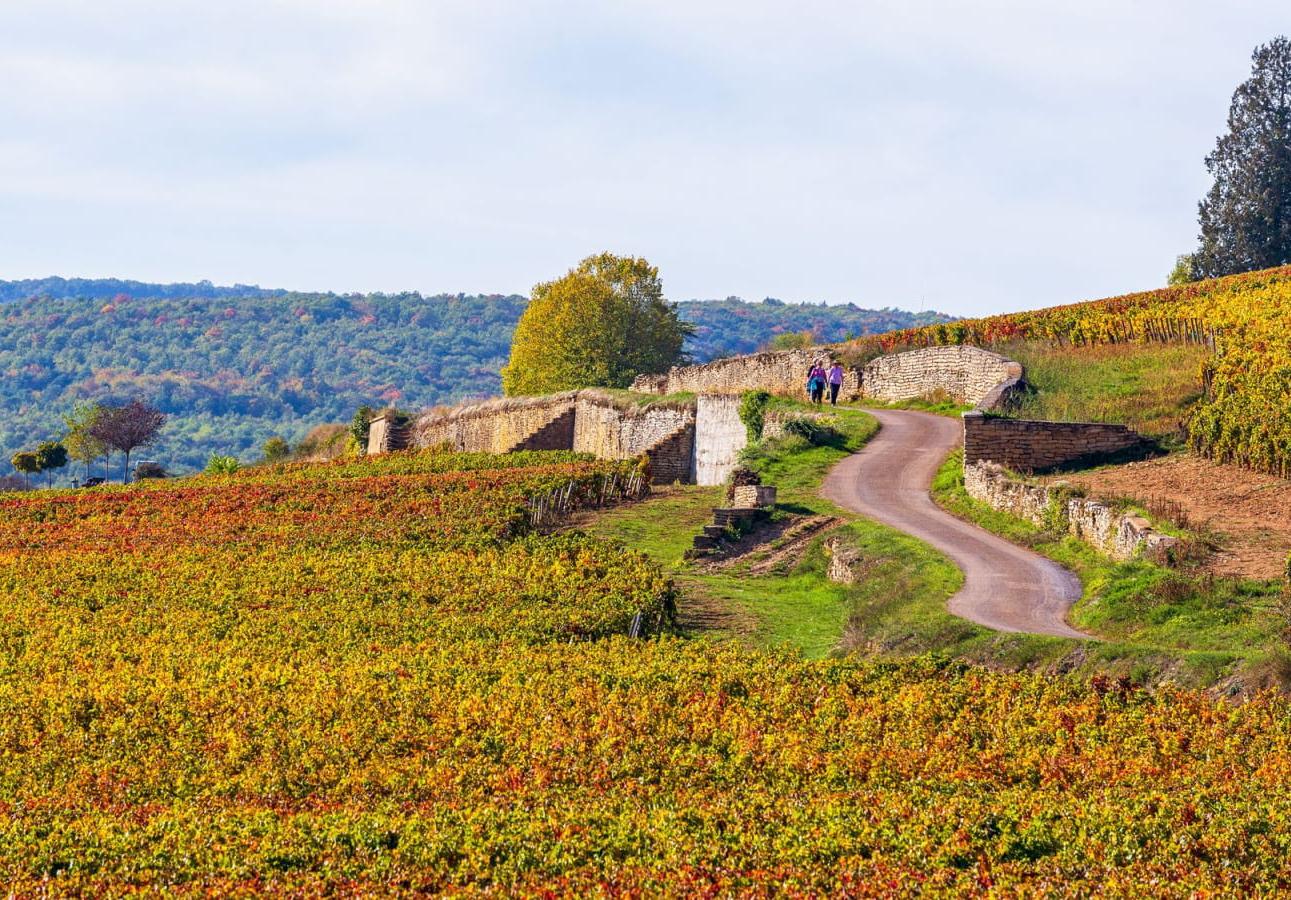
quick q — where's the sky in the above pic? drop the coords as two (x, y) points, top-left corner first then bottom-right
(0, 2), (1286, 317)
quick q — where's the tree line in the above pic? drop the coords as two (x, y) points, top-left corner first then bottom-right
(7, 400), (166, 489)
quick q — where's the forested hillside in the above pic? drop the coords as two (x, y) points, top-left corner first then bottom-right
(0, 279), (948, 475)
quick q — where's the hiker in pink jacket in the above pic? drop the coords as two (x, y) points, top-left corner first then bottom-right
(827, 361), (845, 406)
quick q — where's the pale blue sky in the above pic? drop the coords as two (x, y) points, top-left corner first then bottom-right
(0, 1), (1285, 316)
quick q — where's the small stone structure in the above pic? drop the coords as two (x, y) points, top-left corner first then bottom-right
(964, 461), (1179, 562)
(963, 412), (1151, 472)
(824, 535), (863, 584)
(690, 506), (771, 555)
(732, 485), (777, 508)
(366, 413), (412, 454)
(861, 345), (1023, 408)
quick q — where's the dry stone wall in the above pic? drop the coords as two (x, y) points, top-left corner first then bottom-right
(632, 349), (861, 400)
(963, 412), (1150, 472)
(632, 345), (1022, 410)
(365, 414), (411, 455)
(412, 393), (578, 455)
(861, 346), (1023, 407)
(964, 461), (1178, 562)
(401, 390), (694, 484)
(572, 393), (695, 485)
(572, 394), (694, 459)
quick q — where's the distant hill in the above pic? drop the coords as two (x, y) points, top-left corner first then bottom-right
(0, 279), (951, 476)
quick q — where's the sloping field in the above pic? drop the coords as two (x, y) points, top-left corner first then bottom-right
(844, 266), (1291, 476)
(2, 450), (1291, 893)
(1051, 452), (1291, 580)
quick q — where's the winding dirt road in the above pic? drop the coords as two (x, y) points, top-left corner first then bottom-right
(822, 408), (1089, 639)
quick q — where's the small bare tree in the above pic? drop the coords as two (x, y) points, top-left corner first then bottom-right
(89, 400), (166, 483)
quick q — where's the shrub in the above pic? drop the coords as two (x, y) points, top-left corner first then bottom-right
(204, 454), (240, 476)
(133, 462), (168, 481)
(738, 390), (771, 443)
(781, 417), (842, 447)
(261, 436), (291, 463)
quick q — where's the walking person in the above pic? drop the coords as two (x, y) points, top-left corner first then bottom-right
(827, 360), (845, 406)
(808, 363), (826, 405)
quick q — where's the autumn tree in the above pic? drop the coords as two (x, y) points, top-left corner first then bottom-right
(90, 400), (166, 482)
(1193, 36), (1291, 279)
(34, 442), (68, 488)
(350, 405), (375, 453)
(501, 253), (692, 396)
(11, 451), (39, 489)
(764, 330), (815, 351)
(63, 402), (109, 481)
(262, 436), (291, 463)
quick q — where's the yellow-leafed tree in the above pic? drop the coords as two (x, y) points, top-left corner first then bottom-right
(501, 253), (691, 396)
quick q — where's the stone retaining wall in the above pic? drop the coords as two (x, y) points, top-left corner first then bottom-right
(963, 412), (1150, 472)
(365, 414), (411, 455)
(573, 393), (695, 485)
(632, 348), (862, 400)
(572, 394), (694, 459)
(412, 393), (579, 455)
(861, 345), (1023, 408)
(964, 461), (1178, 561)
(632, 345), (1022, 411)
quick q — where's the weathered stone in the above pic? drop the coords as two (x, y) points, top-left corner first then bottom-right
(825, 535), (862, 584)
(861, 346), (1022, 408)
(694, 395), (746, 486)
(366, 413), (411, 455)
(732, 485), (777, 509)
(963, 412), (1149, 471)
(631, 345), (1022, 411)
(964, 461), (1175, 562)
(632, 349), (861, 399)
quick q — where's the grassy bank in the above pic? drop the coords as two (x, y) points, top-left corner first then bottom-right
(932, 449), (1290, 690)
(1004, 341), (1208, 438)
(583, 404), (963, 658)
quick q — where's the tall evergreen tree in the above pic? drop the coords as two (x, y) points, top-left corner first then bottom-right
(1194, 37), (1291, 279)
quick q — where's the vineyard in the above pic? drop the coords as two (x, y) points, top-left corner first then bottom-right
(2, 448), (1291, 893)
(846, 265), (1291, 476)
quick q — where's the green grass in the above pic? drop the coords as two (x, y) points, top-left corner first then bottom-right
(585, 395), (1289, 689)
(854, 389), (973, 417)
(1004, 341), (1208, 437)
(582, 387), (698, 409)
(584, 404), (964, 658)
(932, 449), (1288, 688)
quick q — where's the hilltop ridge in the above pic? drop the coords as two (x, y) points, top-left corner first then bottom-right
(0, 278), (950, 475)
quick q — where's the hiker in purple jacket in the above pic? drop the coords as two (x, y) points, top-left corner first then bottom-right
(807, 364), (826, 404)
(827, 361), (845, 406)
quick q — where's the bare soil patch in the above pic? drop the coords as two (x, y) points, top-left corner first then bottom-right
(1049, 453), (1291, 580)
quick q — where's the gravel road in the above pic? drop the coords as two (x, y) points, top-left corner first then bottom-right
(821, 408), (1089, 639)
